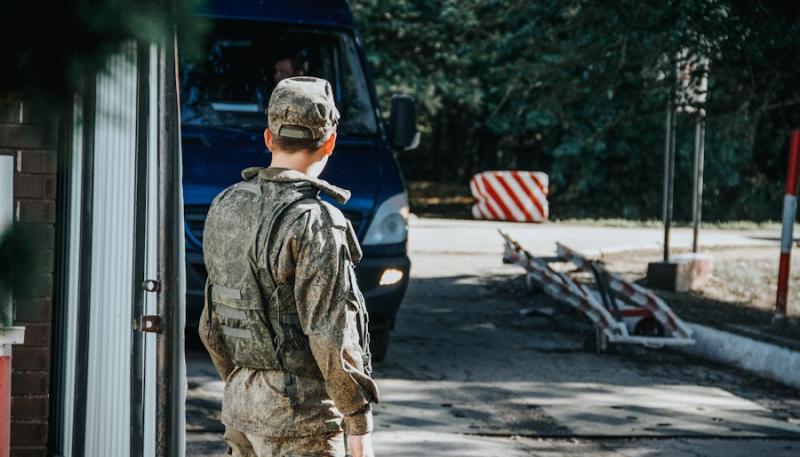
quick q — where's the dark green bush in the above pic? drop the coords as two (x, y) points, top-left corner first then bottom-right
(353, 0), (800, 221)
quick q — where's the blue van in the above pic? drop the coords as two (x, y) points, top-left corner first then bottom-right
(180, 0), (417, 360)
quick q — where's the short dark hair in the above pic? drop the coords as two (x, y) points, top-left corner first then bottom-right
(270, 133), (326, 153)
(275, 55), (302, 73)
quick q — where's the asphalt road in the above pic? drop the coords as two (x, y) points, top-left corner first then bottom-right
(187, 218), (800, 456)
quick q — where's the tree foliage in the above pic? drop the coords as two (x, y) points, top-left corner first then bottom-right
(0, 0), (209, 98)
(352, 0), (800, 220)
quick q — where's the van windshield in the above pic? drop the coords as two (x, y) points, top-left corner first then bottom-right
(180, 22), (377, 135)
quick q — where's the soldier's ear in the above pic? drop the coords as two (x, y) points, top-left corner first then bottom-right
(320, 132), (336, 157)
(264, 128), (273, 149)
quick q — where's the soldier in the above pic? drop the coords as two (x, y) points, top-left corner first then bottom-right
(199, 76), (379, 457)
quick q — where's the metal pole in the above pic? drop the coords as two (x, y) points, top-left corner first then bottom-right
(775, 130), (800, 320)
(130, 40), (151, 457)
(0, 156), (10, 457)
(662, 106), (677, 262)
(662, 107), (671, 262)
(71, 77), (98, 457)
(691, 116), (706, 253)
(155, 16), (182, 457)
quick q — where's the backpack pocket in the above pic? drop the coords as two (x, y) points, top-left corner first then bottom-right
(211, 284), (282, 370)
(268, 285), (321, 379)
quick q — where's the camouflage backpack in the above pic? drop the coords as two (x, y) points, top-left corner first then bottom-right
(203, 168), (371, 397)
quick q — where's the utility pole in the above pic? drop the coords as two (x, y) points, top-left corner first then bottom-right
(690, 59), (709, 253)
(155, 2), (186, 454)
(662, 104), (677, 262)
(691, 115), (706, 253)
(650, 52), (712, 292)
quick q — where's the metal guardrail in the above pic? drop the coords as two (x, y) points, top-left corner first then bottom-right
(499, 230), (694, 351)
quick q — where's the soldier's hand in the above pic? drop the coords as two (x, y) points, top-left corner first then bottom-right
(346, 433), (374, 457)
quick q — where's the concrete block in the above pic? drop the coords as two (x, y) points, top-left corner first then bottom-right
(679, 323), (800, 390)
(12, 273), (52, 299)
(15, 200), (56, 224)
(9, 346), (49, 370)
(10, 396), (50, 420)
(0, 100), (22, 123)
(17, 323), (49, 347)
(19, 99), (59, 126)
(0, 125), (57, 150)
(10, 446), (48, 457)
(15, 150), (56, 174)
(14, 223), (55, 250)
(13, 175), (56, 199)
(13, 298), (52, 322)
(647, 253), (713, 291)
(11, 371), (49, 395)
(9, 421), (48, 446)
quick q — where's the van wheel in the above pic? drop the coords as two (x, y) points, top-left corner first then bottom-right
(369, 325), (391, 362)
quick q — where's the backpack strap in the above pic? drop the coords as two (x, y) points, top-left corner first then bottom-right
(320, 201), (372, 372)
(260, 184), (317, 405)
(320, 201), (362, 264)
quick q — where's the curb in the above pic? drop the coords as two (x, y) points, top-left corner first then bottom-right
(678, 323), (800, 390)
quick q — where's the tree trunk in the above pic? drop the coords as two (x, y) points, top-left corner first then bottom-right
(476, 126), (499, 171)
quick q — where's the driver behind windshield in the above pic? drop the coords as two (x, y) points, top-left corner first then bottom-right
(273, 54), (305, 84)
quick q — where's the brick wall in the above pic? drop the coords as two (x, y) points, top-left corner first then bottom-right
(1, 96), (59, 457)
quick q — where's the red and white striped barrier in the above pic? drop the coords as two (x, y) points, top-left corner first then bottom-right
(470, 171), (548, 222)
(775, 131), (800, 319)
(499, 231), (694, 348)
(556, 243), (694, 342)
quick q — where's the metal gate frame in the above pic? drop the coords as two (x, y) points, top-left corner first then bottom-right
(48, 33), (186, 456)
(500, 231), (694, 349)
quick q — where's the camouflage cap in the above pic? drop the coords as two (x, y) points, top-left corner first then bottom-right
(268, 76), (340, 141)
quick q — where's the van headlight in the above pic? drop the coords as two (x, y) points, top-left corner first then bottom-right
(363, 192), (409, 245)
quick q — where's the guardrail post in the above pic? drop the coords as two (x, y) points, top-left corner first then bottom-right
(775, 130), (800, 320)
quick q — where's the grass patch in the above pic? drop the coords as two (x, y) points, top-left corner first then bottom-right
(551, 218), (793, 231)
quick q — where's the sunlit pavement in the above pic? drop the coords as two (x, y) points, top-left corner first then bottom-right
(187, 218), (800, 456)
(407, 216), (780, 257)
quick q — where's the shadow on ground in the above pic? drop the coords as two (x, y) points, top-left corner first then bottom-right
(186, 270), (800, 456)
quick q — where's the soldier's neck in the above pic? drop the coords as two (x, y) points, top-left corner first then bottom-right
(269, 151), (318, 177)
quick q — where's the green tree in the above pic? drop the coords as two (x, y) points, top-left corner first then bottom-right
(0, 0), (210, 318)
(0, 0), (209, 97)
(353, 0), (800, 221)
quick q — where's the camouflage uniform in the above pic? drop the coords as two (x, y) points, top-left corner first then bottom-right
(199, 77), (378, 457)
(224, 427), (345, 457)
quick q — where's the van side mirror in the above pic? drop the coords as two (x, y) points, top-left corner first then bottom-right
(389, 94), (420, 151)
